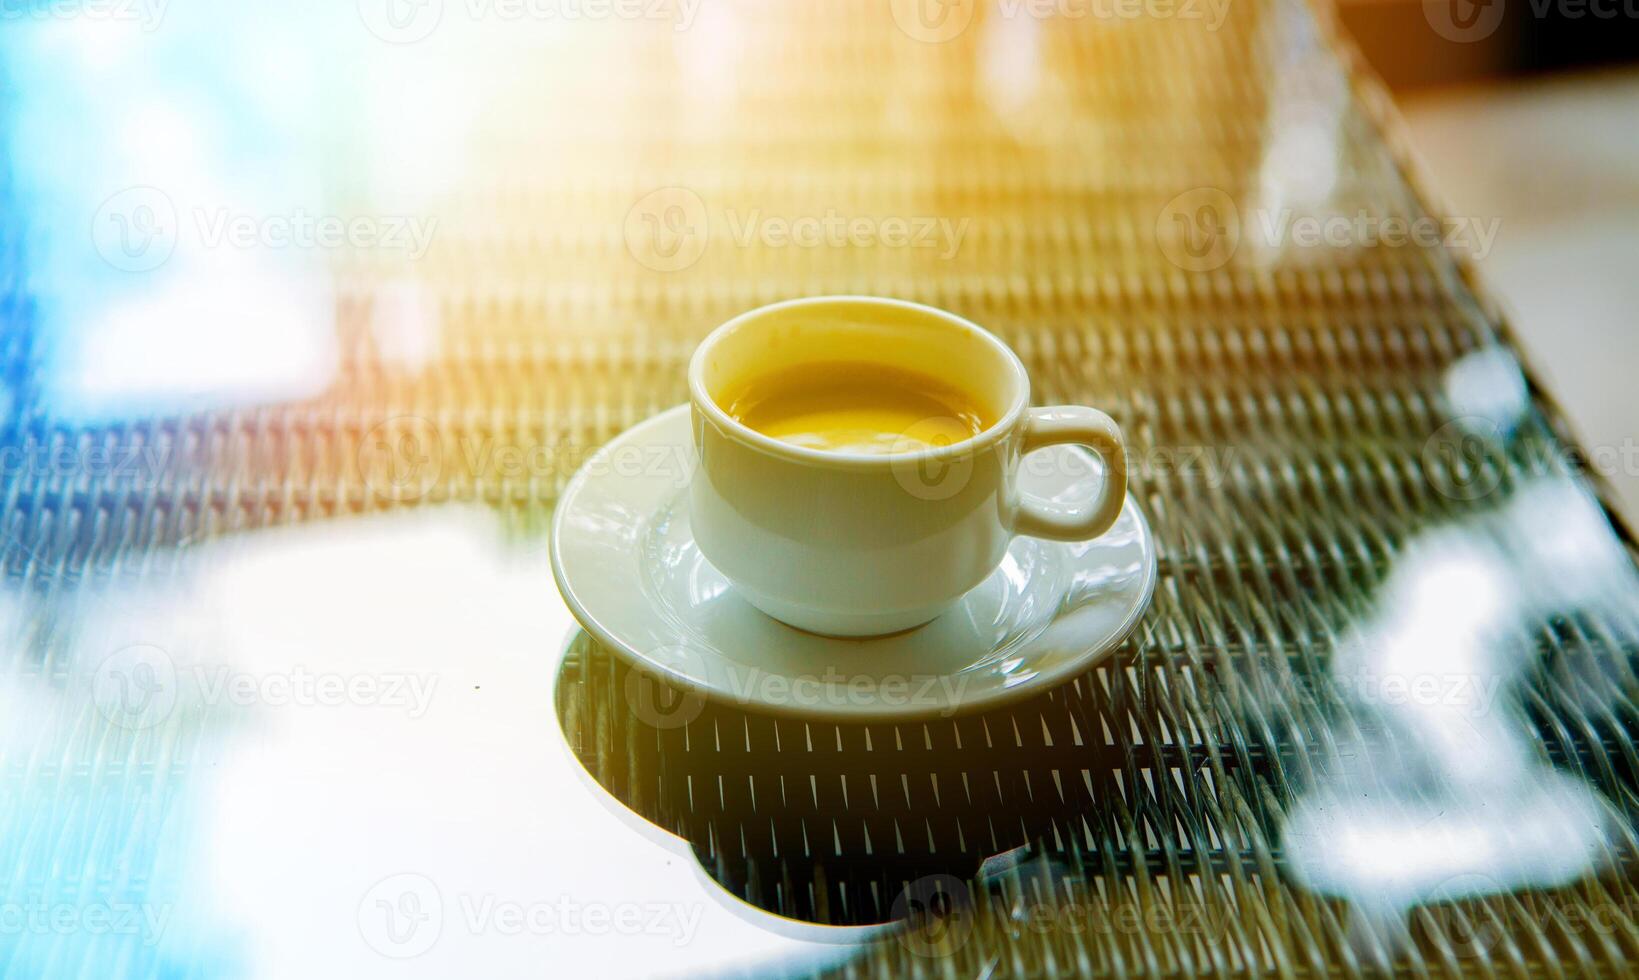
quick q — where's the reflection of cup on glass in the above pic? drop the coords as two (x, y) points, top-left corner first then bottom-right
(687, 296), (1129, 636)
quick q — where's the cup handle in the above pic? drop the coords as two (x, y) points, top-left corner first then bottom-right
(1014, 406), (1128, 542)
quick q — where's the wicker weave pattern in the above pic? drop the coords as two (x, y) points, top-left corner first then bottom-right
(525, 2), (1639, 976)
(3, 0), (1637, 976)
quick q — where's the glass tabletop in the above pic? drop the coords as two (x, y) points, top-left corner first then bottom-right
(1, 0), (1635, 976)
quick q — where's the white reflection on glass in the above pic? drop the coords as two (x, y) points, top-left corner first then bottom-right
(674, 0), (742, 116)
(0, 510), (869, 977)
(1443, 348), (1531, 440)
(1255, 102), (1342, 217)
(1246, 7), (1346, 263)
(360, 47), (479, 208)
(370, 279), (443, 374)
(979, 10), (1045, 123)
(1284, 475), (1638, 949)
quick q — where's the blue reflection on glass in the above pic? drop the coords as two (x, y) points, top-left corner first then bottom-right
(0, 9), (337, 426)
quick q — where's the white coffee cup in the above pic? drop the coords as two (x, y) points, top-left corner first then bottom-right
(688, 296), (1127, 637)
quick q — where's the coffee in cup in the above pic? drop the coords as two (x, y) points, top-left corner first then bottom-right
(688, 296), (1127, 637)
(722, 360), (990, 455)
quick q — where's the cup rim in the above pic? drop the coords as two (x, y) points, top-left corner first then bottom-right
(688, 295), (1029, 469)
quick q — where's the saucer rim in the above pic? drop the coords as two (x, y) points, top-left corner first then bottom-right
(550, 404), (1159, 721)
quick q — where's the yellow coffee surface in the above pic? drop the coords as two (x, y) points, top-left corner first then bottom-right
(725, 361), (989, 454)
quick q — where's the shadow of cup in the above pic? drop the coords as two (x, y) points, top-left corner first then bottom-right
(553, 629), (1134, 927)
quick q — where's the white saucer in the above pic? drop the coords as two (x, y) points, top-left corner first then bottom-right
(550, 405), (1157, 721)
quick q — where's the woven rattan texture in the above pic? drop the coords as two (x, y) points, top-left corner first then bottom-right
(5, 0), (1638, 976)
